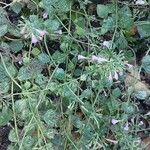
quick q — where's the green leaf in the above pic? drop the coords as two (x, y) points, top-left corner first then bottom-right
(107, 99), (119, 113)
(0, 7), (8, 25)
(15, 100), (27, 113)
(53, 68), (65, 81)
(23, 110), (31, 120)
(38, 53), (50, 63)
(137, 21), (150, 38)
(10, 2), (23, 14)
(31, 48), (40, 56)
(40, 0), (72, 17)
(74, 17), (85, 28)
(135, 90), (147, 100)
(35, 74), (47, 87)
(63, 86), (76, 100)
(101, 17), (114, 35)
(8, 25), (21, 37)
(0, 25), (8, 37)
(0, 81), (10, 93)
(18, 67), (32, 81)
(43, 109), (57, 126)
(0, 58), (17, 82)
(45, 143), (54, 149)
(80, 74), (87, 81)
(7, 63), (17, 77)
(7, 144), (18, 150)
(52, 51), (66, 64)
(122, 102), (136, 114)
(22, 136), (35, 149)
(47, 81), (59, 92)
(8, 129), (18, 142)
(76, 25), (86, 36)
(142, 55), (150, 74)
(112, 88), (121, 98)
(44, 129), (55, 139)
(115, 32), (128, 49)
(74, 68), (82, 77)
(29, 15), (44, 29)
(18, 60), (44, 81)
(118, 6), (134, 31)
(0, 107), (12, 126)
(80, 89), (93, 99)
(44, 19), (60, 32)
(0, 42), (10, 50)
(24, 81), (31, 89)
(9, 41), (23, 53)
(124, 50), (134, 61)
(72, 116), (83, 128)
(97, 4), (110, 18)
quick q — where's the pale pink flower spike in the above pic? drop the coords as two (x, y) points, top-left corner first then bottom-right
(111, 119), (120, 125)
(31, 33), (38, 44)
(124, 122), (129, 131)
(91, 55), (108, 63)
(78, 55), (87, 61)
(36, 29), (47, 37)
(43, 12), (48, 19)
(114, 71), (119, 80)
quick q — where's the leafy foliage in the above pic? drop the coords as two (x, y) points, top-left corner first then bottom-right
(39, 0), (72, 17)
(142, 55), (150, 73)
(137, 21), (150, 37)
(0, 0), (150, 150)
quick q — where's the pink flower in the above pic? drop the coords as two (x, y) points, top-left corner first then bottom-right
(31, 33), (38, 44)
(131, 117), (135, 123)
(102, 41), (111, 49)
(108, 71), (119, 81)
(126, 64), (133, 69)
(91, 55), (108, 63)
(118, 70), (123, 76)
(124, 122), (129, 131)
(31, 29), (47, 44)
(114, 71), (118, 80)
(97, 57), (108, 63)
(111, 119), (120, 125)
(43, 12), (48, 19)
(36, 29), (47, 37)
(108, 73), (113, 82)
(78, 55), (87, 60)
(135, 0), (145, 5)
(139, 121), (144, 126)
(91, 55), (98, 61)
(54, 30), (62, 35)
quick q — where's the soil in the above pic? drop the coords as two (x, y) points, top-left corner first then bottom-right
(0, 125), (11, 150)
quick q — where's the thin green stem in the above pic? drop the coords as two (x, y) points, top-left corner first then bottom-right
(11, 82), (20, 143)
(111, 0), (118, 49)
(0, 53), (22, 89)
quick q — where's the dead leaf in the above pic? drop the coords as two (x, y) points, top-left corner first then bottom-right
(125, 67), (150, 95)
(105, 138), (118, 144)
(143, 137), (150, 150)
(128, 25), (137, 36)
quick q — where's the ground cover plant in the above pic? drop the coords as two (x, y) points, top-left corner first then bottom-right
(0, 0), (150, 149)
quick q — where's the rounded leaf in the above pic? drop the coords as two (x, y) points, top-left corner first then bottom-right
(8, 129), (18, 142)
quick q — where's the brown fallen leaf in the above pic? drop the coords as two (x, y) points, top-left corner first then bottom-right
(143, 137), (150, 150)
(125, 67), (150, 95)
(105, 138), (118, 145)
(127, 25), (138, 36)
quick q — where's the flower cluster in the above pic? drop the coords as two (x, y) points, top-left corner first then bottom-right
(78, 54), (108, 63)
(31, 29), (47, 44)
(111, 119), (129, 131)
